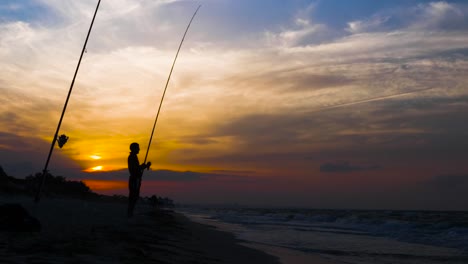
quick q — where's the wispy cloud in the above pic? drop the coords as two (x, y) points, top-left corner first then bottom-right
(347, 15), (390, 34)
(263, 1), (334, 47)
(411, 1), (467, 29)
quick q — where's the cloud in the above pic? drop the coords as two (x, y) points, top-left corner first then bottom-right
(343, 1), (468, 35)
(210, 169), (256, 175)
(265, 23), (329, 48)
(344, 2), (468, 35)
(0, 85), (61, 137)
(148, 169), (203, 181)
(347, 15), (391, 34)
(1, 1), (468, 209)
(0, 132), (80, 177)
(175, 88), (468, 174)
(320, 161), (381, 173)
(270, 1), (468, 64)
(227, 69), (355, 94)
(263, 1), (335, 48)
(280, 30), (468, 65)
(411, 1), (468, 30)
(82, 168), (254, 183)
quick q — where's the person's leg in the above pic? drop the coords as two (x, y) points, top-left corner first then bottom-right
(128, 177), (137, 217)
(131, 178), (141, 214)
(128, 196), (136, 217)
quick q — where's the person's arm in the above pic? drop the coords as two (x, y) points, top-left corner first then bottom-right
(140, 162), (151, 171)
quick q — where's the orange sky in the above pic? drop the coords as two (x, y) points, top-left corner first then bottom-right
(1, 0), (468, 210)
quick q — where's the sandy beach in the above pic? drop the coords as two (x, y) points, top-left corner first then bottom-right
(0, 195), (283, 264)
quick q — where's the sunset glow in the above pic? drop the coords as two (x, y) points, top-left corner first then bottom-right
(82, 179), (127, 190)
(1, 0), (468, 210)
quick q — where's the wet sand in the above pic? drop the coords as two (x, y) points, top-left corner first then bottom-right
(0, 196), (280, 264)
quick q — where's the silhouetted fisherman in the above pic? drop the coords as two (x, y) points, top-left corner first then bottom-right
(127, 142), (151, 217)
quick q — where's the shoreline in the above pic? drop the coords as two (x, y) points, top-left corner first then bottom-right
(0, 195), (280, 263)
(171, 211), (280, 263)
(178, 210), (341, 264)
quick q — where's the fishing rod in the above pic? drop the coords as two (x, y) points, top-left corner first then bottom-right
(34, 0), (101, 203)
(143, 5), (201, 166)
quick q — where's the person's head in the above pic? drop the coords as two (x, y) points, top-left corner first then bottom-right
(130, 142), (140, 154)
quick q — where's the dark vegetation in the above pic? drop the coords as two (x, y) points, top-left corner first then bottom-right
(0, 166), (174, 207)
(0, 166), (98, 199)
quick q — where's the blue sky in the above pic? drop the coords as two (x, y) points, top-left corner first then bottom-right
(1, 0), (468, 209)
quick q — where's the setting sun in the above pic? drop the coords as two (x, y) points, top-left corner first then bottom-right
(90, 155), (101, 160)
(92, 166), (103, 171)
(84, 165), (103, 172)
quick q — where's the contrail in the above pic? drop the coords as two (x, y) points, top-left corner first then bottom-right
(309, 87), (435, 113)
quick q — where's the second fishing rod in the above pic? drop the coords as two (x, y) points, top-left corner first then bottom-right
(141, 5), (201, 179)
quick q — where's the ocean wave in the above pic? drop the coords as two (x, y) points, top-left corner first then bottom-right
(181, 207), (468, 252)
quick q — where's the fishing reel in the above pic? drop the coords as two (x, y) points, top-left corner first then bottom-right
(56, 134), (69, 148)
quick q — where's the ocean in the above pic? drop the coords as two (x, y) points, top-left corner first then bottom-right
(177, 207), (468, 264)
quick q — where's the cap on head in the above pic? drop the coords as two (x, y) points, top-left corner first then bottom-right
(130, 142), (140, 152)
